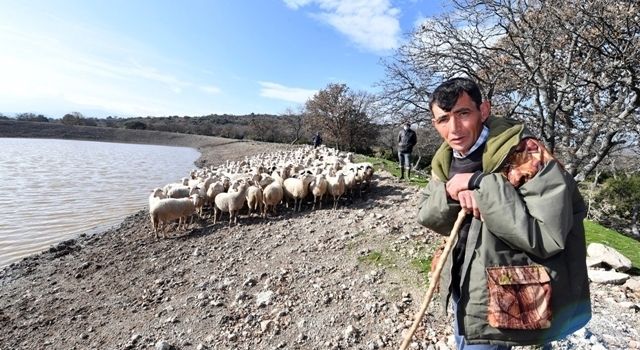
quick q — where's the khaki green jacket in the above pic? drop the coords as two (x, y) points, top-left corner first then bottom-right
(417, 116), (591, 346)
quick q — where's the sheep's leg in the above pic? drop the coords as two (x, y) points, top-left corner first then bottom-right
(319, 194), (323, 210)
(150, 214), (157, 238)
(213, 208), (218, 225)
(161, 222), (167, 239)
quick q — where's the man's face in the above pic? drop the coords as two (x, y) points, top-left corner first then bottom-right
(431, 92), (490, 156)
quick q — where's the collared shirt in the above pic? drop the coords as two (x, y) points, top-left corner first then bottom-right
(453, 125), (489, 159)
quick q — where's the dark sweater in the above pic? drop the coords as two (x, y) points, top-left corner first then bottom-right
(448, 142), (485, 294)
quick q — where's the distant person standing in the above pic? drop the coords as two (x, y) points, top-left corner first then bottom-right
(398, 122), (417, 180)
(312, 132), (323, 148)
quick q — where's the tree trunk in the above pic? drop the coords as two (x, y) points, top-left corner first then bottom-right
(632, 204), (639, 238)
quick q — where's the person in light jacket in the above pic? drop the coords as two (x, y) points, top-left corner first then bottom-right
(417, 77), (591, 349)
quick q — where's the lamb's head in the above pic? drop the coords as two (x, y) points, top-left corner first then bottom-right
(150, 188), (165, 199)
(503, 138), (555, 188)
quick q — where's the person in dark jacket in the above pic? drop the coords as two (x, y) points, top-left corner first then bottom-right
(397, 122), (417, 180)
(417, 78), (591, 349)
(312, 132), (322, 148)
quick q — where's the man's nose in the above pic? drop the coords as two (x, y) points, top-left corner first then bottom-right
(448, 115), (461, 132)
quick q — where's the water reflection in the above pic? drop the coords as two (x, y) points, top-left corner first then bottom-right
(0, 138), (200, 267)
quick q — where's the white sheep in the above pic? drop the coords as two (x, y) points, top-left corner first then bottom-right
(245, 183), (264, 217)
(262, 180), (284, 217)
(149, 187), (166, 208)
(214, 181), (249, 226)
(166, 185), (199, 199)
(283, 173), (314, 212)
(149, 194), (200, 238)
(343, 167), (359, 198)
(205, 181), (224, 217)
(326, 171), (346, 210)
(309, 174), (328, 210)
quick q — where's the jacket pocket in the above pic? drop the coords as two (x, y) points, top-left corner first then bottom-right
(486, 265), (552, 330)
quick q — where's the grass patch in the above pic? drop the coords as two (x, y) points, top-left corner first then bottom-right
(584, 220), (640, 269)
(411, 256), (432, 286)
(357, 250), (394, 267)
(355, 155), (429, 187)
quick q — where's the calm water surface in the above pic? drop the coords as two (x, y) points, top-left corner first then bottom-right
(0, 138), (200, 267)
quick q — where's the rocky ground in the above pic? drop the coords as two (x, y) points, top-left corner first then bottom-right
(0, 135), (638, 349)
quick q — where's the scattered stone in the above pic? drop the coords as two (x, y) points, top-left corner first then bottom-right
(260, 319), (273, 332)
(588, 269), (630, 285)
(155, 340), (171, 350)
(587, 243), (633, 272)
(256, 290), (274, 307)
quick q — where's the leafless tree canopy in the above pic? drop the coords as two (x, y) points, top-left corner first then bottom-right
(304, 83), (379, 153)
(379, 0), (640, 180)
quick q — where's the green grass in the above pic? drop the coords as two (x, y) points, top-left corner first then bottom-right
(583, 220), (640, 269)
(357, 250), (395, 267)
(411, 257), (433, 286)
(354, 154), (429, 187)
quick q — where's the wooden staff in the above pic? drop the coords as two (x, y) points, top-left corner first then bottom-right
(399, 209), (467, 350)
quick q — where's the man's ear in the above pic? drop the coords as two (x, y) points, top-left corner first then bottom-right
(480, 100), (491, 122)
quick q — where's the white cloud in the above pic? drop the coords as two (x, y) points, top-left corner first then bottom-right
(283, 0), (314, 10)
(0, 15), (223, 117)
(283, 0), (401, 52)
(259, 82), (317, 103)
(201, 85), (222, 95)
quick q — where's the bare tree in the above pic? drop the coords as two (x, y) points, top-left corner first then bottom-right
(248, 117), (274, 142)
(304, 83), (379, 152)
(379, 0), (640, 180)
(281, 107), (305, 145)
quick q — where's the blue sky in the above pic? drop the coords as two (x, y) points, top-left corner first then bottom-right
(0, 0), (444, 118)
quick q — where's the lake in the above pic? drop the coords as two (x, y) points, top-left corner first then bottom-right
(0, 138), (200, 267)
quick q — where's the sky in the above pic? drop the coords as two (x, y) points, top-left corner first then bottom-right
(0, 0), (445, 118)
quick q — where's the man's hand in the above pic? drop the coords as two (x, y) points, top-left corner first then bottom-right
(457, 190), (481, 218)
(445, 173), (473, 200)
(445, 173), (481, 219)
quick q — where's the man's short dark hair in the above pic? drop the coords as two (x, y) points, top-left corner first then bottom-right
(429, 77), (483, 112)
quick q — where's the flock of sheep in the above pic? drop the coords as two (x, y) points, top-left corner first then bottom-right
(147, 145), (375, 238)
